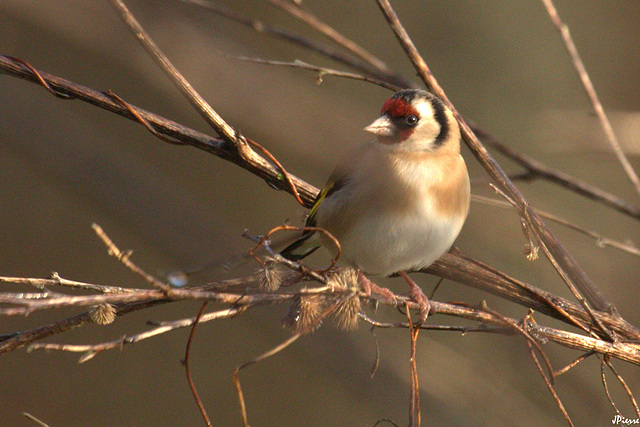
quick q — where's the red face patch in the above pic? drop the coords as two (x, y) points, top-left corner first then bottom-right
(381, 97), (419, 118)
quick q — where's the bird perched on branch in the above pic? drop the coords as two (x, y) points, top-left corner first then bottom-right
(281, 89), (470, 320)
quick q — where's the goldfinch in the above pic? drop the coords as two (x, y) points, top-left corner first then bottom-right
(282, 89), (470, 317)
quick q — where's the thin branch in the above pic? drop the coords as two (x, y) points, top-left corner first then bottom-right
(472, 195), (640, 258)
(233, 56), (400, 90)
(528, 216), (616, 341)
(424, 253), (640, 341)
(487, 183), (615, 341)
(233, 333), (301, 426)
(476, 127), (640, 220)
(48, 272), (137, 293)
(368, 326), (381, 378)
(26, 306), (241, 361)
(526, 340), (574, 426)
(0, 298), (165, 354)
(554, 351), (596, 377)
(489, 184), (540, 261)
(184, 302), (213, 427)
(603, 356), (640, 419)
(23, 413), (51, 427)
(407, 309), (421, 427)
(362, 298), (640, 366)
(487, 308), (555, 382)
(601, 356), (625, 419)
(358, 313), (512, 334)
(150, 307), (243, 329)
(266, 0), (398, 80)
(108, 0), (236, 144)
(92, 223), (171, 292)
(541, 0), (640, 198)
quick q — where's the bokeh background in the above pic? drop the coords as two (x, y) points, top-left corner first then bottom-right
(2, 1), (640, 425)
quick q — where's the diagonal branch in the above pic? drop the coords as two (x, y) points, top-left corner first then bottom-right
(476, 127), (640, 220)
(424, 253), (640, 340)
(541, 0), (640, 199)
(107, 0), (306, 207)
(472, 195), (640, 258)
(108, 0), (236, 144)
(266, 0), (400, 83)
(0, 55), (318, 206)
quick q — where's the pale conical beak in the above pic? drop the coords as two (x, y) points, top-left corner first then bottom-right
(363, 115), (395, 137)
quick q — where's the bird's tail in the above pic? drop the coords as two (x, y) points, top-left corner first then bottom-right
(280, 230), (321, 261)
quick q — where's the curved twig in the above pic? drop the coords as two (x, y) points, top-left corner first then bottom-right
(184, 302), (213, 427)
(233, 333), (301, 426)
(526, 339), (574, 426)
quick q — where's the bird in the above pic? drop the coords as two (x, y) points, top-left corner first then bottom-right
(281, 88), (470, 320)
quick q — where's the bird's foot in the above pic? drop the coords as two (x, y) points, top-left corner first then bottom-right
(358, 270), (396, 305)
(399, 271), (431, 324)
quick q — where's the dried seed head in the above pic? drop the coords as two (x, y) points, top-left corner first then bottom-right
(524, 243), (539, 261)
(257, 258), (286, 291)
(326, 268), (359, 291)
(89, 303), (117, 325)
(332, 292), (361, 331)
(282, 293), (326, 334)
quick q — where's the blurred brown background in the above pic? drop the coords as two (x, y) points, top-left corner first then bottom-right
(1, 1), (640, 425)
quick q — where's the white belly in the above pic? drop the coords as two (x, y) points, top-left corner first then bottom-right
(337, 206), (465, 276)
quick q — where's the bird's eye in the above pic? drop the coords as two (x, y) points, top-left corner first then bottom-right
(405, 115), (419, 126)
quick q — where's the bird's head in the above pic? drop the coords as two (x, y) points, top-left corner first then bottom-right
(364, 89), (460, 154)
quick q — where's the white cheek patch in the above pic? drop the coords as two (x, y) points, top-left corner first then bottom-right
(410, 101), (441, 150)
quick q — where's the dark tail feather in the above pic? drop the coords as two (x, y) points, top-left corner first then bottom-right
(280, 231), (320, 261)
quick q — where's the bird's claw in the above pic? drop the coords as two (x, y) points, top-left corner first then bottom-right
(358, 270), (396, 305)
(399, 271), (431, 324)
